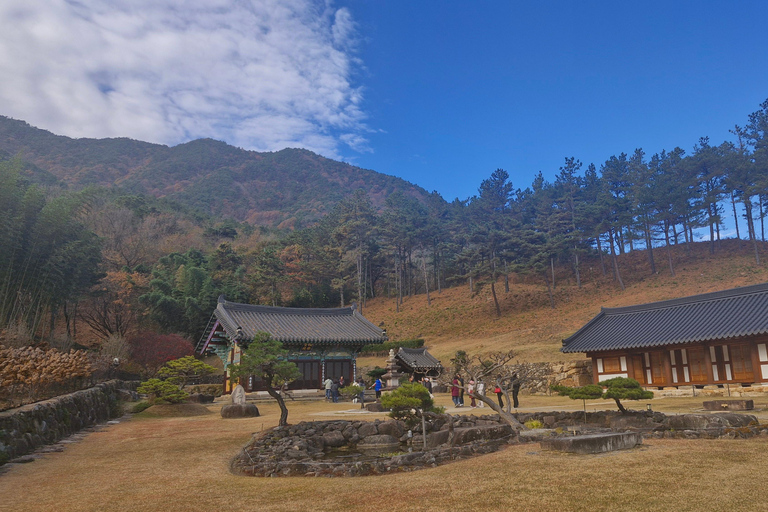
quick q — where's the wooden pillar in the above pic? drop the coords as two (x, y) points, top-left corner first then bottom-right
(703, 343), (715, 384)
(662, 350), (674, 387)
(589, 355), (599, 384)
(749, 341), (761, 383)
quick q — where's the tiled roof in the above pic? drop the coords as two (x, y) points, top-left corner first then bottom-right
(395, 347), (443, 371)
(561, 283), (768, 353)
(214, 297), (387, 346)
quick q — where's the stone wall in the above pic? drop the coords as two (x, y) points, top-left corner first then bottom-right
(231, 415), (517, 477)
(0, 380), (137, 464)
(516, 360), (593, 394)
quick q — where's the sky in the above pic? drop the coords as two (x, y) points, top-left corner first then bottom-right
(1, 0), (767, 203)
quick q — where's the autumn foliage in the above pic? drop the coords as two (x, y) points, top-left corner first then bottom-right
(127, 332), (194, 377)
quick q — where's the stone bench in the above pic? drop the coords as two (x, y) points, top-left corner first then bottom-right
(703, 400), (754, 411)
(540, 432), (642, 454)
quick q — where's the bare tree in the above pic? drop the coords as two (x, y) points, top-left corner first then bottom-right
(443, 350), (526, 431)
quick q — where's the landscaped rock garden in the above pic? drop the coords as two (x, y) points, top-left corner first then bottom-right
(231, 409), (767, 477)
(231, 414), (516, 477)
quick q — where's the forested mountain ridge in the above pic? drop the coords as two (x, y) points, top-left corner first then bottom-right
(0, 116), (432, 228)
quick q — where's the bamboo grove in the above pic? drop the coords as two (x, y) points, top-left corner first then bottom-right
(0, 98), (766, 348)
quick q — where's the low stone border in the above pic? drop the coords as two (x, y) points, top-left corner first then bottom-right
(0, 380), (138, 464)
(231, 415), (517, 477)
(232, 409), (768, 477)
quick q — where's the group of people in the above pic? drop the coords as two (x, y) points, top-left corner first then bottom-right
(323, 375), (347, 403)
(451, 374), (521, 409)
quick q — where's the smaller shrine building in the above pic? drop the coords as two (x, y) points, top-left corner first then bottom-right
(561, 283), (768, 389)
(199, 297), (387, 392)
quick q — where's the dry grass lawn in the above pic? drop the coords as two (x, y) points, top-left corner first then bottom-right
(3, 394), (768, 512)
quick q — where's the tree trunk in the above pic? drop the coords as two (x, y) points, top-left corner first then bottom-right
(596, 234), (607, 276)
(609, 227), (625, 290)
(614, 397), (627, 414)
(644, 221), (656, 274)
(266, 385), (289, 426)
(504, 260), (510, 293)
(664, 221), (676, 277)
(550, 257), (555, 290)
(543, 271), (555, 309)
(731, 190), (741, 240)
(474, 393), (524, 430)
(491, 282), (501, 317)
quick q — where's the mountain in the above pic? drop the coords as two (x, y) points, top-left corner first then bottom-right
(0, 116), (433, 228)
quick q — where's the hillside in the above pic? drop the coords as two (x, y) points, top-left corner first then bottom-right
(359, 239), (768, 367)
(0, 116), (432, 228)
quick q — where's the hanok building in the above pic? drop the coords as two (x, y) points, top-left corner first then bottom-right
(394, 347), (443, 380)
(199, 297), (387, 392)
(561, 283), (768, 389)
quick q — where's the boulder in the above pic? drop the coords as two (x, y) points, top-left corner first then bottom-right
(322, 430), (346, 448)
(187, 393), (215, 404)
(220, 403), (260, 418)
(377, 420), (405, 438)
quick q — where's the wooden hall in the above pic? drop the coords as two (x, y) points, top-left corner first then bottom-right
(561, 283), (768, 389)
(199, 297), (387, 392)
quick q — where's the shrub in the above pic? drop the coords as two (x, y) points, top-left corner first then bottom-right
(524, 419), (544, 429)
(340, 384), (364, 401)
(132, 401), (153, 414)
(156, 356), (216, 388)
(137, 378), (189, 404)
(381, 383), (441, 427)
(360, 339), (424, 355)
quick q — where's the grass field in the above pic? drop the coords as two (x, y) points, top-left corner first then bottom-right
(2, 394), (768, 512)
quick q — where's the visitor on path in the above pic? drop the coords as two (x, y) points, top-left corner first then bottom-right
(372, 377), (383, 399)
(331, 379), (340, 403)
(357, 377), (366, 408)
(451, 376), (461, 407)
(339, 376), (345, 388)
(467, 379), (476, 408)
(512, 373), (521, 408)
(458, 374), (465, 406)
(422, 377), (433, 398)
(324, 377), (333, 401)
(476, 379), (485, 407)
(495, 384), (503, 408)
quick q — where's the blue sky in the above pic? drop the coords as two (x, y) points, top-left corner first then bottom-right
(1, 1), (767, 203)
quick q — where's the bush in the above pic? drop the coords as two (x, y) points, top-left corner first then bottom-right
(340, 384), (364, 401)
(137, 378), (189, 404)
(524, 419), (544, 429)
(381, 383), (441, 427)
(360, 339), (424, 355)
(132, 401), (153, 413)
(188, 384), (223, 397)
(128, 332), (194, 377)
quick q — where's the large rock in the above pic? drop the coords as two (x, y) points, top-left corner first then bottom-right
(664, 413), (756, 429)
(220, 403), (260, 418)
(541, 432), (643, 454)
(377, 420), (405, 438)
(322, 430), (346, 448)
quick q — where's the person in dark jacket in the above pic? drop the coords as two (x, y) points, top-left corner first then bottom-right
(458, 374), (465, 407)
(512, 373), (521, 408)
(331, 379), (340, 403)
(451, 376), (461, 407)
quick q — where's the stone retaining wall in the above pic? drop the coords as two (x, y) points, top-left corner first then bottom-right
(0, 380), (137, 464)
(231, 415), (517, 477)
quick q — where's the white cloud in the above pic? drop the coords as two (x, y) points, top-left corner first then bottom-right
(0, 0), (367, 158)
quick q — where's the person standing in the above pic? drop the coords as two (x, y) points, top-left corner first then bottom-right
(512, 373), (521, 408)
(467, 379), (476, 408)
(495, 383), (503, 408)
(451, 375), (461, 407)
(371, 376), (383, 399)
(422, 377), (433, 398)
(476, 379), (485, 407)
(357, 377), (366, 408)
(339, 375), (345, 388)
(324, 376), (333, 401)
(458, 374), (465, 407)
(331, 379), (340, 403)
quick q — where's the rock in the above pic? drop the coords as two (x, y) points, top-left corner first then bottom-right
(220, 403), (260, 418)
(231, 385), (247, 405)
(365, 403), (386, 412)
(322, 430), (346, 447)
(377, 420), (404, 438)
(187, 393), (215, 404)
(357, 422), (378, 437)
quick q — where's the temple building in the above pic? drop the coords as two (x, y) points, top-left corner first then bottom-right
(561, 283), (768, 389)
(199, 296), (387, 392)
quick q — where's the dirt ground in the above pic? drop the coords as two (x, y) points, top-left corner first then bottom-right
(2, 393), (768, 512)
